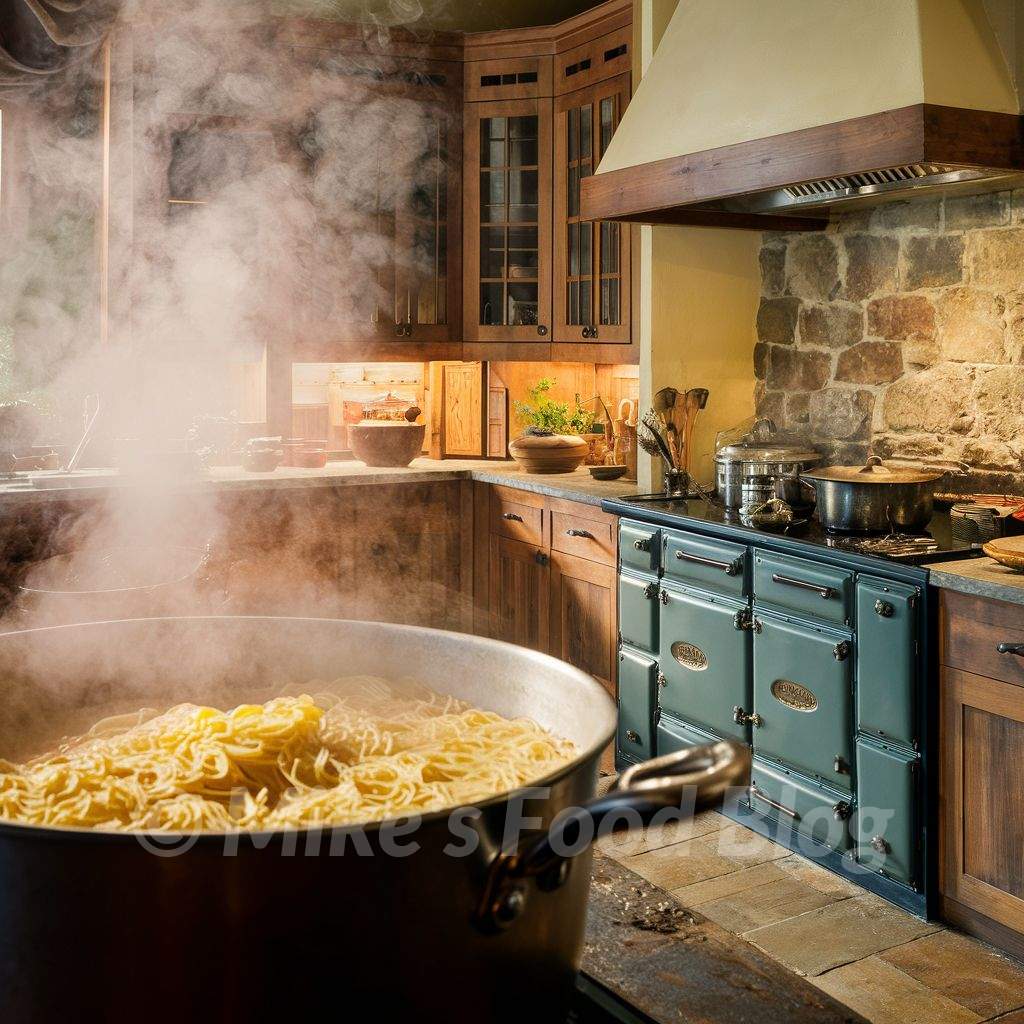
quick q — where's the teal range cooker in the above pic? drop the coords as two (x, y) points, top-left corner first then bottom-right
(601, 494), (978, 920)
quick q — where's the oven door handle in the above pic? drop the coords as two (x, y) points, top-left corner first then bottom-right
(771, 573), (834, 600)
(676, 550), (743, 576)
(749, 784), (800, 820)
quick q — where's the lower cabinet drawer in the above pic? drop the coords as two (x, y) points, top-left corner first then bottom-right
(749, 758), (852, 853)
(657, 715), (722, 755)
(617, 647), (657, 761)
(854, 737), (919, 889)
(619, 572), (659, 653)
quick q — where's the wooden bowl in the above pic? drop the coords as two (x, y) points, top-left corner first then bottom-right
(982, 536), (1024, 571)
(508, 433), (588, 474)
(348, 422), (425, 467)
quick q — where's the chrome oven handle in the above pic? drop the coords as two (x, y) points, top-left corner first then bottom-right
(676, 550), (742, 576)
(772, 573), (834, 600)
(749, 784), (799, 820)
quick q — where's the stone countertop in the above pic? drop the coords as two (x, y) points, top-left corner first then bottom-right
(925, 555), (1024, 607)
(0, 459), (635, 509)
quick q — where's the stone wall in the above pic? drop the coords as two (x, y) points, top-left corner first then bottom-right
(755, 191), (1024, 492)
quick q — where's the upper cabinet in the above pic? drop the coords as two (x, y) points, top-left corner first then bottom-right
(463, 1), (635, 363)
(554, 71), (631, 348)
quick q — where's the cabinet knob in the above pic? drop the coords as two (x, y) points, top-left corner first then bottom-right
(581, 325), (599, 339)
(832, 801), (852, 822)
(874, 599), (895, 617)
(632, 537), (651, 552)
(870, 835), (891, 854)
(534, 551), (549, 566)
(625, 729), (641, 744)
(536, 325), (549, 337)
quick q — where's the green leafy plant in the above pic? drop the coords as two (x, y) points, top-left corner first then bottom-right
(513, 377), (596, 436)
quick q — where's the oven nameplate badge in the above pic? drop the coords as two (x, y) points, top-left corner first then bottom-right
(771, 679), (818, 712)
(671, 642), (708, 672)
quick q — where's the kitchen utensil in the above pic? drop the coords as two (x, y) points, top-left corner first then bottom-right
(675, 387), (709, 478)
(0, 616), (748, 1023)
(982, 535), (1024, 571)
(653, 387), (680, 465)
(640, 411), (675, 468)
(349, 422), (426, 467)
(804, 456), (945, 533)
(714, 419), (819, 510)
(741, 473), (778, 509)
(588, 464), (627, 480)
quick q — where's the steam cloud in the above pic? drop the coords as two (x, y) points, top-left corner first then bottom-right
(0, 0), (451, 632)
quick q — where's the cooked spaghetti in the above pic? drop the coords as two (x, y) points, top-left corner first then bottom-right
(0, 680), (575, 832)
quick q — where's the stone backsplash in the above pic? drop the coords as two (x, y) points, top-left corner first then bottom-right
(755, 191), (1024, 493)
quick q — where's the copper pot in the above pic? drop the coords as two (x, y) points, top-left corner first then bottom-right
(0, 617), (748, 1023)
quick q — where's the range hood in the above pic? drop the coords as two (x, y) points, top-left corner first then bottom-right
(580, 0), (1024, 230)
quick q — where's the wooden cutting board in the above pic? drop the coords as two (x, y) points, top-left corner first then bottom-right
(983, 535), (1024, 571)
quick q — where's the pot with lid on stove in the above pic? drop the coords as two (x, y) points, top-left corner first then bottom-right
(804, 455), (966, 533)
(714, 418), (820, 510)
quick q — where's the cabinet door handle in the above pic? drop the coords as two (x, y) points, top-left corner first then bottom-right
(749, 784), (799, 819)
(771, 573), (834, 600)
(565, 528), (594, 539)
(502, 512), (524, 522)
(676, 550), (742, 576)
(997, 643), (1024, 657)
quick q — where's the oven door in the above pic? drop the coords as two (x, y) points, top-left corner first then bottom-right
(659, 583), (751, 742)
(752, 612), (853, 791)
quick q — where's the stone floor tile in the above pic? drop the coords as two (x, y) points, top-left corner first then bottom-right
(671, 861), (788, 907)
(624, 832), (740, 890)
(811, 957), (983, 1024)
(712, 821), (793, 867)
(744, 892), (941, 976)
(774, 853), (865, 898)
(879, 929), (1024, 1018)
(596, 810), (726, 861)
(699, 875), (842, 934)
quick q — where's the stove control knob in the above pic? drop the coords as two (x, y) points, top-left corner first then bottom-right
(874, 599), (895, 618)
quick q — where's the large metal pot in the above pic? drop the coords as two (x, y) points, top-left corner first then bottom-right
(714, 420), (819, 509)
(804, 456), (944, 533)
(0, 617), (748, 1023)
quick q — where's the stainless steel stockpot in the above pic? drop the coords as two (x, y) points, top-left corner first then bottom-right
(0, 616), (748, 1023)
(804, 457), (944, 533)
(715, 429), (819, 509)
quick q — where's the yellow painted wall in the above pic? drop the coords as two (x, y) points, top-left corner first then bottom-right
(603, 0), (1019, 175)
(634, 0), (760, 491)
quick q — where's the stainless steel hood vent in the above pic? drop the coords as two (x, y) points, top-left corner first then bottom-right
(710, 163), (1017, 218)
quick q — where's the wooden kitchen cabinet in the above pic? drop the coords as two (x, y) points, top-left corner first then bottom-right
(940, 590), (1024, 958)
(488, 534), (550, 652)
(550, 550), (616, 696)
(553, 72), (632, 350)
(463, 96), (554, 354)
(474, 483), (618, 693)
(462, 0), (635, 362)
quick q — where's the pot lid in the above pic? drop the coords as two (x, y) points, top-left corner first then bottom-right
(715, 419), (818, 464)
(804, 456), (943, 484)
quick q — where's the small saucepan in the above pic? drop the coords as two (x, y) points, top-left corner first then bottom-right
(804, 456), (962, 533)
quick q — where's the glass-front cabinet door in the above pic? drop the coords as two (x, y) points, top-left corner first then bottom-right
(554, 73), (631, 346)
(465, 97), (553, 344)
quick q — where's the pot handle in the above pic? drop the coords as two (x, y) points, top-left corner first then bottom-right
(475, 740), (750, 932)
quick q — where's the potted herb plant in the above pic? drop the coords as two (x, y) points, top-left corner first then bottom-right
(507, 378), (593, 474)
